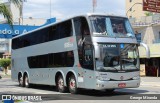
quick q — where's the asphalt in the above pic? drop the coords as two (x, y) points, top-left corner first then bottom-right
(0, 70), (160, 87)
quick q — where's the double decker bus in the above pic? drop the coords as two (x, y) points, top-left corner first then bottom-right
(11, 13), (140, 94)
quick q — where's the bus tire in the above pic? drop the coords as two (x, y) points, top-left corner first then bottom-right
(24, 74), (30, 88)
(57, 75), (67, 93)
(68, 75), (78, 94)
(18, 74), (24, 87)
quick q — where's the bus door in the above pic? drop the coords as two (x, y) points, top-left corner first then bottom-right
(74, 17), (95, 88)
(82, 44), (95, 88)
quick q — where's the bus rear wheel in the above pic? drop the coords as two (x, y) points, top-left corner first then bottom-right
(57, 75), (67, 93)
(68, 75), (78, 94)
(24, 75), (30, 88)
(18, 75), (23, 87)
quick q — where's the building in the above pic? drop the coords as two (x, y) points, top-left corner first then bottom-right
(0, 1), (56, 58)
(3, 1), (47, 25)
(126, 0), (146, 18)
(126, 0), (160, 77)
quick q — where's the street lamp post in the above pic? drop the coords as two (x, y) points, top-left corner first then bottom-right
(130, 10), (135, 18)
(126, 3), (142, 17)
(50, 0), (52, 22)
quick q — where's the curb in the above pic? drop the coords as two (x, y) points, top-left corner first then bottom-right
(140, 81), (160, 87)
(0, 74), (11, 78)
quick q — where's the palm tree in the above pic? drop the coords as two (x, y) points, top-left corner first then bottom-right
(0, 0), (22, 25)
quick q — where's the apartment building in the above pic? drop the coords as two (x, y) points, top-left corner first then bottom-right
(126, 0), (160, 77)
(126, 0), (146, 18)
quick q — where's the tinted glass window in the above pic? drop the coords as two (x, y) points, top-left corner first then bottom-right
(27, 51), (74, 68)
(12, 20), (73, 49)
(74, 17), (90, 37)
(74, 17), (93, 70)
(90, 16), (135, 37)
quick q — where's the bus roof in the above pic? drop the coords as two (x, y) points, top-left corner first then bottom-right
(12, 13), (127, 39)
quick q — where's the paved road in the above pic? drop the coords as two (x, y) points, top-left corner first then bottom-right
(0, 78), (160, 94)
(0, 77), (160, 103)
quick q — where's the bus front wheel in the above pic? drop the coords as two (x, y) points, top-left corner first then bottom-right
(68, 75), (78, 94)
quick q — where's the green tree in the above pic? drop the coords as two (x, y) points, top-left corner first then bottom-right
(0, 0), (22, 25)
(0, 59), (11, 69)
(0, 59), (11, 74)
(144, 11), (153, 16)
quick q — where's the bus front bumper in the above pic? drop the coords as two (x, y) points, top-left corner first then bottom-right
(95, 79), (140, 90)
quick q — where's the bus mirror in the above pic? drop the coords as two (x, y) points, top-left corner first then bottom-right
(140, 42), (150, 59)
(94, 43), (100, 58)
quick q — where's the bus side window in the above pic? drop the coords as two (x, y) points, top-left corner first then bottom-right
(66, 51), (74, 66)
(74, 17), (93, 70)
(59, 20), (73, 38)
(82, 23), (90, 36)
(83, 44), (94, 70)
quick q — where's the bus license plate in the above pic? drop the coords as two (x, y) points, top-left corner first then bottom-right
(118, 83), (126, 88)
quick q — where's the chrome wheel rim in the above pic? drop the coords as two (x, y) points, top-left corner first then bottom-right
(25, 76), (29, 86)
(19, 76), (23, 86)
(58, 78), (64, 89)
(70, 78), (76, 90)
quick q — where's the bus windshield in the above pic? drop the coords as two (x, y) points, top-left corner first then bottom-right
(96, 44), (139, 72)
(90, 16), (135, 38)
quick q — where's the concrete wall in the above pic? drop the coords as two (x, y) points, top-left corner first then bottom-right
(10, 2), (21, 23)
(134, 25), (160, 44)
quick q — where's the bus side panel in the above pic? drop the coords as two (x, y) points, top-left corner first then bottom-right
(12, 53), (27, 82)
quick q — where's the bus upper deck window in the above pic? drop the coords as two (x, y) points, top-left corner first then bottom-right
(82, 24), (90, 36)
(83, 28), (90, 35)
(97, 23), (106, 33)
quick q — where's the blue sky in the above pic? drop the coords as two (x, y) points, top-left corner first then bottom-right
(23, 0), (126, 20)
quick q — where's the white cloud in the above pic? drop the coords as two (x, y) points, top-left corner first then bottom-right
(23, 0), (126, 19)
(51, 11), (64, 21)
(24, 0), (58, 5)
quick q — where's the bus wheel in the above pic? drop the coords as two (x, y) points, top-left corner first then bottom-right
(68, 75), (78, 94)
(24, 75), (30, 88)
(18, 75), (23, 87)
(57, 75), (66, 93)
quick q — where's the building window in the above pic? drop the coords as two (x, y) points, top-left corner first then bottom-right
(159, 31), (160, 39)
(135, 32), (141, 43)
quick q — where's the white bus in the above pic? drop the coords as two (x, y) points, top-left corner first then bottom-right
(12, 13), (140, 94)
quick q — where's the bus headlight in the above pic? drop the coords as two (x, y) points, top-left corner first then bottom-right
(132, 76), (140, 80)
